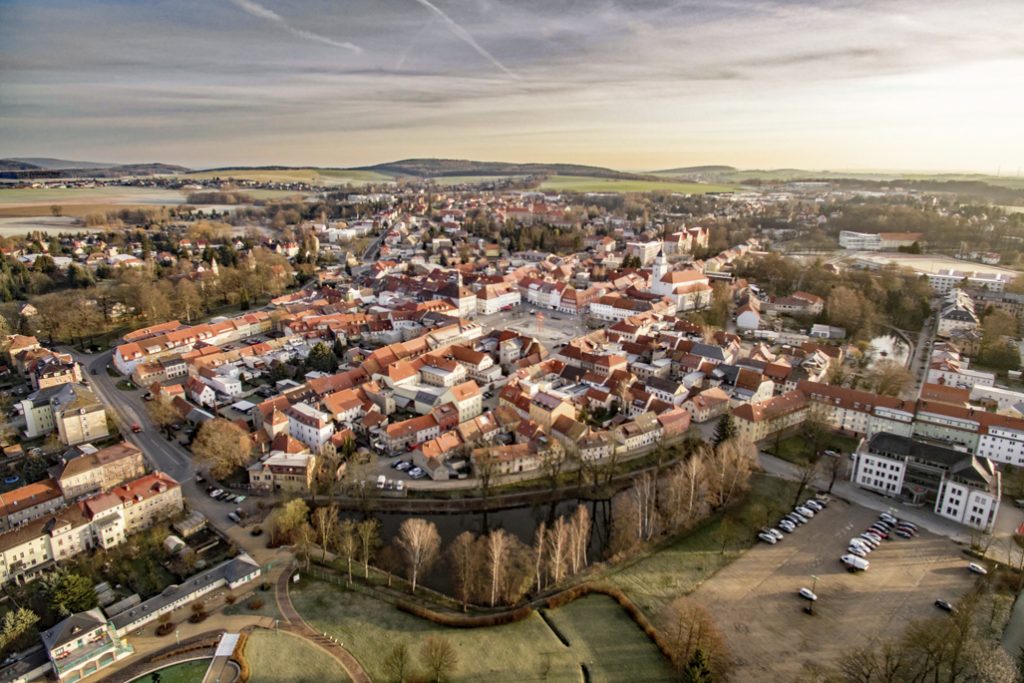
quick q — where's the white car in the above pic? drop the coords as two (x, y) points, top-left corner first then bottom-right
(795, 506), (815, 518)
(763, 528), (783, 541)
(967, 563), (988, 576)
(841, 554), (870, 571)
(880, 512), (898, 525)
(858, 534), (881, 547)
(847, 545), (868, 558)
(798, 587), (818, 601)
(787, 512), (808, 524)
(778, 520), (796, 533)
(758, 532), (778, 544)
(804, 500), (824, 512)
(209, 489), (223, 498)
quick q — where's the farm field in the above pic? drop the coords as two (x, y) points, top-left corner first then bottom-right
(244, 630), (349, 683)
(540, 175), (735, 194)
(290, 583), (673, 682)
(0, 186), (187, 207)
(185, 168), (394, 185)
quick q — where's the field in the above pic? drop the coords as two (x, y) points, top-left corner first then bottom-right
(765, 434), (859, 466)
(244, 630), (349, 683)
(127, 659), (210, 683)
(185, 168), (394, 186)
(540, 175), (735, 194)
(604, 474), (800, 616)
(691, 499), (977, 681)
(290, 583), (674, 682)
(851, 251), (1022, 277)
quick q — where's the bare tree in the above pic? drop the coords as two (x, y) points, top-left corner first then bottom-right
(356, 518), (381, 579)
(382, 641), (411, 683)
(569, 504), (591, 574)
(630, 470), (658, 542)
(312, 506), (339, 562)
(338, 518), (358, 583)
(793, 456), (821, 507)
(396, 518), (441, 594)
(447, 531), (480, 611)
(532, 521), (546, 592)
(659, 596), (731, 679)
(486, 529), (511, 607)
(546, 517), (569, 585)
(420, 635), (458, 683)
(706, 439), (754, 509)
(661, 453), (708, 531)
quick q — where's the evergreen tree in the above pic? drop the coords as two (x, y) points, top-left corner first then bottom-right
(681, 648), (714, 683)
(308, 342), (339, 373)
(713, 414), (737, 446)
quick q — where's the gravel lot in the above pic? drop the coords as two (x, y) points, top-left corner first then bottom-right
(692, 498), (978, 681)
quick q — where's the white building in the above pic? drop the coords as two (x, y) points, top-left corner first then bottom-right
(852, 432), (1000, 531)
(927, 268), (1014, 295)
(286, 403), (335, 452)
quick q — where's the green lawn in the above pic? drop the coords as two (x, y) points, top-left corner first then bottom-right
(539, 175), (735, 194)
(245, 630), (349, 683)
(765, 433), (859, 465)
(127, 659), (210, 683)
(290, 582), (672, 683)
(604, 474), (800, 617)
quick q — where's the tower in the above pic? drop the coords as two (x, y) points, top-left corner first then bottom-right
(652, 249), (668, 284)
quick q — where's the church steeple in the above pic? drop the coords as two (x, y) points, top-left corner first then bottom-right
(652, 248), (668, 282)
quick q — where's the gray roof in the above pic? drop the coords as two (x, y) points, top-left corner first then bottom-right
(691, 343), (726, 362)
(110, 554), (260, 631)
(41, 608), (106, 651)
(867, 432), (993, 485)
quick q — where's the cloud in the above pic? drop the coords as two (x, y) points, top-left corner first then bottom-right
(406, 0), (519, 79)
(228, 0), (362, 53)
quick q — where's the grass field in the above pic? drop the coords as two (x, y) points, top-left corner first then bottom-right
(127, 659), (210, 683)
(604, 474), (800, 617)
(291, 583), (673, 682)
(764, 433), (859, 466)
(185, 168), (394, 186)
(245, 630), (349, 683)
(540, 175), (735, 194)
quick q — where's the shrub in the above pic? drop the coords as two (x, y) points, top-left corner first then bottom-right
(247, 598), (265, 610)
(225, 593), (236, 605)
(155, 622), (174, 636)
(396, 601), (534, 628)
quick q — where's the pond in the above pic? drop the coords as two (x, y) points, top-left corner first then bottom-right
(868, 334), (910, 367)
(338, 497), (615, 593)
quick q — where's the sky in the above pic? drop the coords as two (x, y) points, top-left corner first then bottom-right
(1, 0), (1023, 172)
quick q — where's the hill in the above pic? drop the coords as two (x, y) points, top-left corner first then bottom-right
(357, 158), (647, 180)
(654, 165), (737, 174)
(8, 157), (117, 170)
(0, 160), (189, 180)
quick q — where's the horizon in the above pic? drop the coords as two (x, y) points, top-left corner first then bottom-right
(2, 0), (1023, 172)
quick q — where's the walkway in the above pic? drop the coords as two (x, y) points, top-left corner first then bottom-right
(275, 564), (372, 683)
(201, 633), (241, 683)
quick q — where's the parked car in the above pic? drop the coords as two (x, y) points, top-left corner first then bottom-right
(395, 480), (405, 492)
(778, 520), (796, 533)
(787, 512), (808, 525)
(867, 526), (889, 539)
(967, 563), (988, 576)
(895, 528), (914, 539)
(234, 495), (246, 503)
(897, 520), (918, 532)
(376, 475), (386, 489)
(798, 588), (818, 601)
(804, 500), (823, 512)
(758, 532), (778, 544)
(130, 423), (142, 433)
(795, 506), (815, 518)
(227, 512), (241, 523)
(409, 468), (426, 479)
(841, 555), (869, 571)
(762, 528), (783, 541)
(880, 512), (898, 525)
(847, 545), (868, 558)
(934, 599), (955, 613)
(395, 461), (412, 472)
(209, 489), (223, 498)
(858, 534), (881, 548)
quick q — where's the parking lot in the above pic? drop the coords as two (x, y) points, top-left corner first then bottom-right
(692, 499), (978, 681)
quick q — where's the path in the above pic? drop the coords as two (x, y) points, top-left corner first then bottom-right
(275, 564), (373, 683)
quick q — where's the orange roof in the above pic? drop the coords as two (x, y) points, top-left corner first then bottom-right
(0, 479), (62, 516)
(450, 380), (481, 402)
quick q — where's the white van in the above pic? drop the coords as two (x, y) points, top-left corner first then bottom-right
(841, 554), (870, 571)
(376, 474), (386, 489)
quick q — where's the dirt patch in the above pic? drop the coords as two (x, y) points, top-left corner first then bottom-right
(691, 500), (977, 681)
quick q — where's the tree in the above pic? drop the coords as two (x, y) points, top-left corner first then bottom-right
(713, 413), (737, 446)
(145, 396), (180, 434)
(338, 518), (358, 583)
(396, 518), (441, 593)
(307, 342), (339, 373)
(419, 635), (458, 683)
(630, 471), (658, 542)
(382, 642), (411, 683)
(312, 505), (339, 562)
(661, 454), (708, 532)
(569, 504), (591, 575)
(485, 529), (510, 607)
(41, 570), (97, 617)
(532, 521), (546, 593)
(270, 499), (309, 545)
(356, 518), (381, 579)
(447, 531), (481, 610)
(173, 279), (203, 324)
(546, 516), (570, 584)
(659, 596), (730, 680)
(705, 439), (754, 509)
(0, 607), (38, 651)
(863, 359), (914, 397)
(191, 418), (252, 479)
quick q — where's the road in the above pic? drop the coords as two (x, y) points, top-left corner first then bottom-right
(67, 348), (275, 563)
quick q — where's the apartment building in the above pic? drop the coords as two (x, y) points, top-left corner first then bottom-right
(852, 432), (1000, 531)
(52, 441), (146, 500)
(248, 450), (317, 493)
(286, 403), (335, 452)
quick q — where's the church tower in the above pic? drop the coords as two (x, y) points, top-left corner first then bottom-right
(651, 249), (668, 285)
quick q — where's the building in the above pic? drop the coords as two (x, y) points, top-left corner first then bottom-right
(108, 472), (183, 533)
(20, 383), (108, 445)
(42, 608), (134, 683)
(852, 433), (1000, 531)
(927, 269), (1013, 295)
(0, 479), (65, 531)
(286, 403), (335, 452)
(937, 289), (979, 338)
(731, 389), (809, 443)
(475, 282), (520, 315)
(528, 392), (575, 431)
(248, 450), (317, 493)
(0, 505), (93, 584)
(52, 441), (146, 501)
(649, 253), (712, 311)
(444, 380), (483, 423)
(838, 231), (922, 250)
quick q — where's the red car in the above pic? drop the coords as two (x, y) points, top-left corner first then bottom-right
(130, 423), (142, 433)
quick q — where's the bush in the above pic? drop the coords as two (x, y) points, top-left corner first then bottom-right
(155, 622), (175, 636)
(247, 598), (265, 610)
(225, 593), (236, 605)
(396, 601), (534, 628)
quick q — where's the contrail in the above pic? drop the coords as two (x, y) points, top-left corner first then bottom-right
(396, 16), (436, 70)
(408, 0), (519, 78)
(230, 0), (362, 53)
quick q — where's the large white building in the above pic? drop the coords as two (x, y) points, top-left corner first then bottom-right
(852, 432), (1000, 531)
(838, 231), (922, 251)
(649, 252), (712, 312)
(927, 268), (1014, 294)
